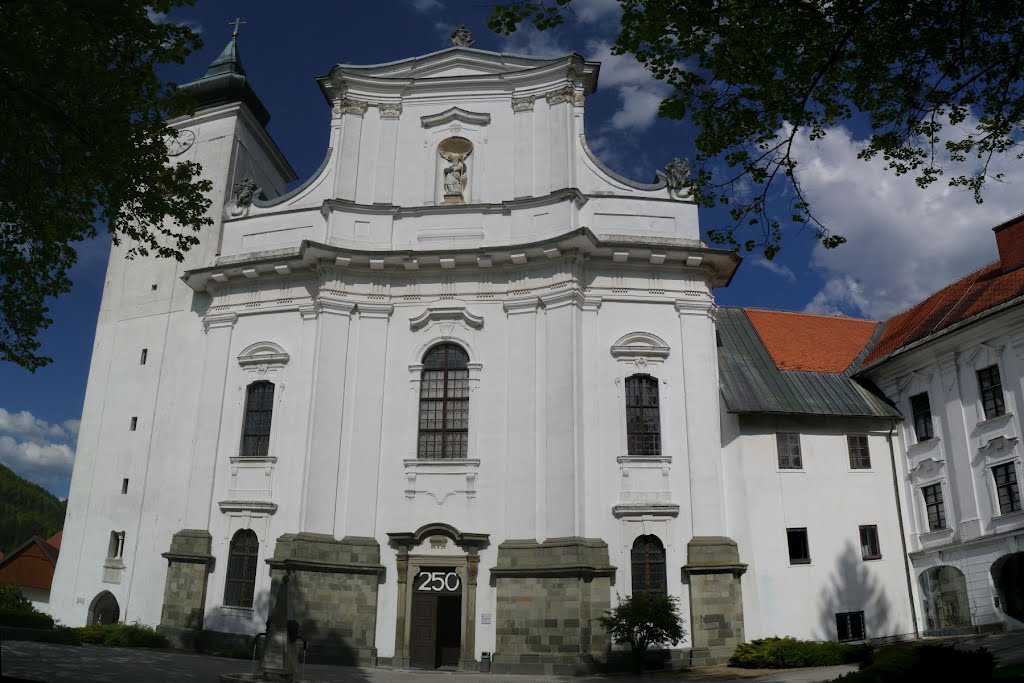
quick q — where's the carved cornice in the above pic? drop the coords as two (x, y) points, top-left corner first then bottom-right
(503, 296), (541, 315)
(358, 302), (394, 319)
(409, 303), (484, 331)
(334, 97), (369, 117)
(909, 457), (945, 481)
(218, 500), (278, 515)
(545, 83), (583, 106)
(203, 311), (238, 332)
(316, 297), (357, 317)
(539, 288), (584, 310)
(378, 102), (403, 119)
(420, 107), (491, 129)
(511, 95), (536, 112)
(612, 503), (680, 519)
(977, 435), (1019, 461)
(237, 341), (290, 367)
(610, 332), (671, 360)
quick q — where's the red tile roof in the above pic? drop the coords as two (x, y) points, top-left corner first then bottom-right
(863, 261), (1024, 367)
(744, 308), (880, 372)
(45, 531), (62, 550)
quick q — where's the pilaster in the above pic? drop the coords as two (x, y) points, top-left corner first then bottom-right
(157, 529), (215, 648)
(504, 296), (541, 538)
(682, 536), (747, 666)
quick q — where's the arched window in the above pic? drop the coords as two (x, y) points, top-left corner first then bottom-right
(241, 381), (274, 458)
(224, 530), (259, 608)
(631, 535), (667, 595)
(418, 343), (470, 459)
(625, 374), (661, 455)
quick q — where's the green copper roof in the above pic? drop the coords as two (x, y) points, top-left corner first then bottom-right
(717, 307), (901, 419)
(181, 36), (269, 126)
(204, 36), (247, 78)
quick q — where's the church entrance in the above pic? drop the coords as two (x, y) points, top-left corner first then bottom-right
(410, 567), (462, 668)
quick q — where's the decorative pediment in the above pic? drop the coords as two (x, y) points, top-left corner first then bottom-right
(977, 435), (1019, 461)
(237, 341), (289, 367)
(612, 503), (680, 519)
(909, 457), (945, 481)
(409, 302), (484, 331)
(610, 332), (671, 361)
(421, 107), (491, 129)
(965, 342), (1003, 368)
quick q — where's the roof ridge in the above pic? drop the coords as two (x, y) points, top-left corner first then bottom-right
(880, 260), (999, 323)
(743, 306), (877, 322)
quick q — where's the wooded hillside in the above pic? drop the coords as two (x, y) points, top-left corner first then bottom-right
(0, 464), (66, 555)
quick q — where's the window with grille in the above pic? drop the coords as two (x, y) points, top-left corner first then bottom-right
(993, 462), (1021, 515)
(418, 344), (469, 459)
(836, 611), (865, 642)
(847, 434), (871, 469)
(240, 381), (274, 458)
(910, 392), (933, 441)
(777, 432), (802, 469)
(977, 365), (1005, 420)
(631, 535), (667, 595)
(859, 525), (881, 560)
(224, 530), (258, 608)
(625, 375), (661, 456)
(922, 484), (946, 531)
(787, 528), (810, 564)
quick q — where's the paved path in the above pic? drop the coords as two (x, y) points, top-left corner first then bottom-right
(0, 642), (854, 683)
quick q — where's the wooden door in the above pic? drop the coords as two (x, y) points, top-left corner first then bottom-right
(410, 591), (437, 668)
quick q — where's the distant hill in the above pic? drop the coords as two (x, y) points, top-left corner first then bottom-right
(0, 464), (66, 556)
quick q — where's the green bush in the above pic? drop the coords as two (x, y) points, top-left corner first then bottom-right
(0, 609), (55, 630)
(729, 637), (871, 669)
(71, 622), (171, 648)
(829, 644), (995, 682)
(0, 581), (33, 613)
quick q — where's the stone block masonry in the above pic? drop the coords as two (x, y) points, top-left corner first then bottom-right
(683, 536), (747, 667)
(490, 537), (615, 675)
(266, 533), (384, 666)
(158, 529), (215, 649)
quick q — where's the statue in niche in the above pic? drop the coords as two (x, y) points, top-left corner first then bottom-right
(438, 136), (473, 204)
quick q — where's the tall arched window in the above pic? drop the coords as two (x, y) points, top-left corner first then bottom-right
(224, 530), (259, 608)
(418, 343), (470, 459)
(241, 381), (274, 458)
(631, 535), (667, 595)
(625, 374), (661, 455)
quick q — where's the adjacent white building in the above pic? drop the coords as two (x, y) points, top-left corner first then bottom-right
(47, 28), (1022, 673)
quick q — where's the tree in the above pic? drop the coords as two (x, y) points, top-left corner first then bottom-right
(597, 592), (686, 673)
(490, 1), (1024, 258)
(0, 0), (212, 370)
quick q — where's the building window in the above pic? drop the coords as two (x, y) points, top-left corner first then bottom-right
(631, 535), (667, 595)
(121, 478), (128, 495)
(777, 432), (802, 469)
(836, 611), (865, 642)
(107, 531), (125, 560)
(922, 483), (946, 531)
(859, 525), (881, 560)
(910, 392), (933, 441)
(625, 374), (661, 456)
(240, 381), (274, 458)
(129, 417), (137, 431)
(993, 462), (1021, 515)
(977, 365), (1005, 420)
(224, 530), (258, 609)
(140, 348), (148, 365)
(848, 434), (871, 469)
(787, 528), (810, 564)
(418, 343), (469, 459)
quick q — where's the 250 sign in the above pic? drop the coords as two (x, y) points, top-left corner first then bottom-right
(415, 570), (461, 594)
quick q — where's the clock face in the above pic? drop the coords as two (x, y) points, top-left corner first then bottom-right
(166, 130), (196, 156)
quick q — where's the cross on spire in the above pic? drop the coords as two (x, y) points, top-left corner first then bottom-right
(229, 17), (246, 38)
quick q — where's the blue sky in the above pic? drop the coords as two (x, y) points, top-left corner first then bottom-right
(1, 0), (1019, 498)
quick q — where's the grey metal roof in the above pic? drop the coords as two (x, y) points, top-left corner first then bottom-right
(717, 307), (901, 419)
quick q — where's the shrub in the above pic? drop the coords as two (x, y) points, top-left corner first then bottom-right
(829, 644), (995, 682)
(597, 592), (687, 674)
(0, 609), (55, 630)
(71, 622), (171, 648)
(729, 637), (871, 669)
(0, 582), (33, 613)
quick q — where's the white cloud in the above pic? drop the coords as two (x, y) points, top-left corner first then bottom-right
(791, 122), (1022, 319)
(572, 0), (622, 24)
(750, 258), (798, 284)
(411, 0), (445, 12)
(147, 7), (202, 34)
(586, 40), (670, 131)
(501, 26), (570, 58)
(0, 408), (78, 496)
(609, 85), (665, 130)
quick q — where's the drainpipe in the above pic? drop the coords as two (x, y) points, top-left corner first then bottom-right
(887, 418), (920, 639)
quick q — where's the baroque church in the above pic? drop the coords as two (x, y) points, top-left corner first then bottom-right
(48, 27), (1024, 673)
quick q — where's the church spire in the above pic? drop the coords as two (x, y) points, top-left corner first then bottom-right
(180, 20), (269, 126)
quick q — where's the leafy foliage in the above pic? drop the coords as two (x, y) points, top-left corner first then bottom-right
(0, 0), (212, 370)
(489, 1), (1024, 258)
(73, 622), (170, 648)
(729, 636), (870, 669)
(0, 581), (55, 629)
(829, 643), (995, 682)
(0, 463), (65, 555)
(597, 592), (686, 673)
(0, 581), (33, 613)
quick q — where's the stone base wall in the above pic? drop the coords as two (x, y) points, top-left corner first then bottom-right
(490, 537), (615, 675)
(158, 529), (214, 649)
(267, 533), (384, 666)
(683, 536), (747, 667)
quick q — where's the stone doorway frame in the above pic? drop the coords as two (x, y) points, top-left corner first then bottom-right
(388, 523), (488, 670)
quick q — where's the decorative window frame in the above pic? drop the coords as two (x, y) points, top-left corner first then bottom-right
(964, 344), (1010, 425)
(611, 332), (671, 461)
(986, 455), (1023, 518)
(214, 514), (272, 621)
(914, 474), (954, 542)
(897, 370), (938, 446)
(234, 341), (289, 462)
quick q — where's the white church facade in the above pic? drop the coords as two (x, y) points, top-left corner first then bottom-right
(47, 29), (1022, 673)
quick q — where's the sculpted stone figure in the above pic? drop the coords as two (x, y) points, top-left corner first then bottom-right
(232, 177), (261, 207)
(451, 25), (474, 47)
(658, 157), (691, 199)
(441, 150), (468, 196)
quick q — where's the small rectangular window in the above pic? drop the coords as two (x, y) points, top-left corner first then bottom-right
(777, 432), (802, 469)
(859, 525), (881, 560)
(130, 417), (137, 431)
(121, 478), (128, 495)
(151, 283), (158, 291)
(977, 365), (1005, 420)
(140, 349), (148, 365)
(910, 392), (933, 441)
(922, 483), (946, 531)
(993, 463), (1021, 515)
(847, 434), (871, 469)
(786, 528), (810, 564)
(836, 611), (865, 642)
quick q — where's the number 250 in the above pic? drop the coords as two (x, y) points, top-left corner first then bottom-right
(417, 571), (459, 592)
